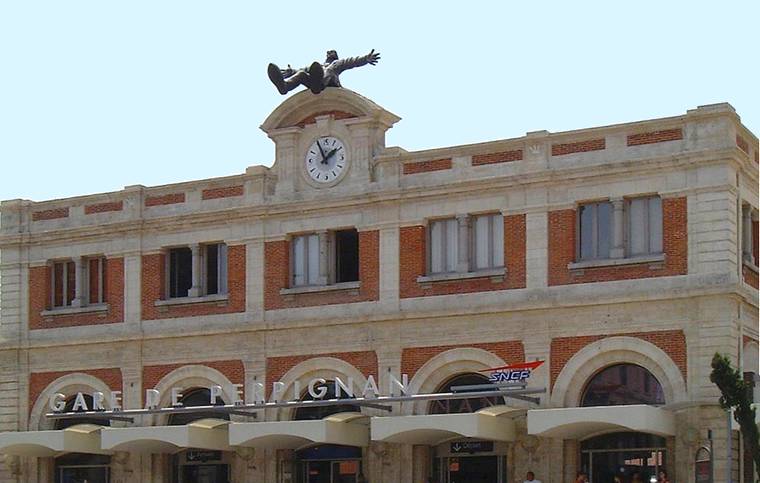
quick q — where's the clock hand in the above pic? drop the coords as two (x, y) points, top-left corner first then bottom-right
(315, 139), (327, 163)
(323, 147), (339, 162)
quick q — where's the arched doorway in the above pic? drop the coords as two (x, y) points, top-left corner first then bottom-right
(579, 364), (668, 483)
(293, 380), (363, 483)
(169, 388), (231, 483)
(54, 395), (111, 483)
(430, 373), (508, 483)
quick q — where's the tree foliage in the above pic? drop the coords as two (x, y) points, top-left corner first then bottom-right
(710, 352), (760, 479)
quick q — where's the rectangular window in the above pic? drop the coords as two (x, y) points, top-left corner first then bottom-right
(429, 218), (458, 274)
(168, 247), (193, 298)
(578, 201), (612, 261)
(335, 229), (359, 283)
(292, 234), (321, 286)
(51, 260), (75, 308)
(87, 257), (106, 304)
(472, 213), (504, 270)
(627, 196), (662, 256)
(203, 243), (228, 295)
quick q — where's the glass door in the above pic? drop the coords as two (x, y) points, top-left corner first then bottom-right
(302, 460), (360, 483)
(434, 455), (505, 483)
(180, 464), (229, 483)
(582, 449), (665, 483)
(57, 466), (110, 483)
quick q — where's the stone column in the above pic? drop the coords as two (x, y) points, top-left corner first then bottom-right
(610, 198), (625, 259)
(456, 214), (470, 273)
(188, 244), (202, 297)
(71, 256), (85, 307)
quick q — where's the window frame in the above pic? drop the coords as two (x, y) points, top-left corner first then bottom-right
(427, 217), (459, 275)
(201, 242), (228, 296)
(165, 246), (193, 299)
(85, 256), (106, 305)
(50, 259), (75, 309)
(290, 232), (322, 287)
(470, 212), (504, 271)
(577, 200), (613, 261)
(625, 195), (663, 257)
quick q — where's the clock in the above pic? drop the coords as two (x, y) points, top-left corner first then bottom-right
(305, 136), (347, 184)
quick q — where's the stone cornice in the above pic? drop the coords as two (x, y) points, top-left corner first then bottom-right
(0, 147), (745, 248)
(2, 273), (754, 352)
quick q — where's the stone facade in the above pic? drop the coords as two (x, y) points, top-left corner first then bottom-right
(0, 89), (757, 482)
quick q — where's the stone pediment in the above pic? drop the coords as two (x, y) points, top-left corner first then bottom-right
(260, 88), (400, 133)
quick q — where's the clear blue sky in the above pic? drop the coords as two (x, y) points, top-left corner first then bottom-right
(1, 1), (757, 202)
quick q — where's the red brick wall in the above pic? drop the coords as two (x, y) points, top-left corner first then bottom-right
(32, 208), (69, 221)
(145, 193), (185, 207)
(29, 258), (124, 330)
(141, 245), (246, 320)
(399, 214), (526, 298)
(266, 351), (378, 397)
(471, 150), (523, 166)
(627, 128), (683, 146)
(548, 197), (687, 285)
(202, 185), (244, 200)
(402, 158), (452, 175)
(84, 201), (123, 214)
(552, 138), (605, 156)
(29, 368), (122, 415)
(295, 110), (356, 128)
(550, 330), (687, 390)
(142, 360), (245, 404)
(401, 341), (525, 379)
(264, 231), (379, 310)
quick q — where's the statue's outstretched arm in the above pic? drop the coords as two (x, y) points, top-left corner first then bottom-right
(333, 49), (381, 74)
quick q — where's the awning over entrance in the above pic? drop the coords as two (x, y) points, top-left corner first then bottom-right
(371, 406), (517, 445)
(101, 419), (230, 453)
(0, 424), (109, 457)
(527, 405), (676, 439)
(229, 412), (369, 450)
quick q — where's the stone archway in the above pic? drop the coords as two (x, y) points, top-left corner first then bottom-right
(405, 347), (506, 415)
(29, 373), (114, 431)
(550, 336), (687, 408)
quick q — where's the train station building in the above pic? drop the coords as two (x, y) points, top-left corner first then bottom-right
(0, 89), (758, 482)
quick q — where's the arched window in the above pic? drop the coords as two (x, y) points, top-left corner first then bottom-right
(168, 388), (229, 426)
(293, 380), (356, 421)
(581, 364), (665, 407)
(428, 373), (504, 414)
(55, 395), (110, 430)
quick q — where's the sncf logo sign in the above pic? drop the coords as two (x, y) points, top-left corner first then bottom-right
(480, 360), (544, 384)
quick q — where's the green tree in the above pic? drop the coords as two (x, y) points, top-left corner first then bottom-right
(710, 353), (760, 480)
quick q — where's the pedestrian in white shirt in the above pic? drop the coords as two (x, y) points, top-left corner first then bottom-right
(524, 471), (541, 483)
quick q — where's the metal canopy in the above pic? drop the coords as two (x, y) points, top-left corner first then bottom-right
(46, 386), (545, 422)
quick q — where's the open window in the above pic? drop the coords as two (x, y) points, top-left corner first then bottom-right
(291, 229), (360, 287)
(167, 243), (228, 298)
(50, 256), (106, 309)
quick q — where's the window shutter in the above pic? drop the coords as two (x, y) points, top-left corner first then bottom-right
(218, 244), (228, 294)
(474, 215), (490, 270)
(292, 236), (305, 286)
(445, 219), (458, 272)
(307, 234), (320, 284)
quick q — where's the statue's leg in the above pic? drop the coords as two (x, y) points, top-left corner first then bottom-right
(267, 63), (289, 95)
(306, 62), (324, 94)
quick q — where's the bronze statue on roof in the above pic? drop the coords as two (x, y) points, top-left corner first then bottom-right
(267, 49), (380, 95)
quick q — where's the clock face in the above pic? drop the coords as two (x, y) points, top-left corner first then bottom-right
(305, 136), (347, 184)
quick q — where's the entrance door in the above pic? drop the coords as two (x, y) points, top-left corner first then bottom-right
(57, 466), (110, 483)
(303, 460), (360, 483)
(180, 464), (229, 483)
(435, 455), (506, 483)
(582, 449), (665, 483)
